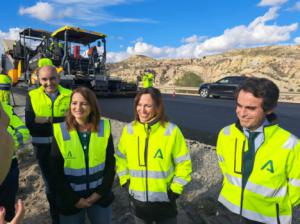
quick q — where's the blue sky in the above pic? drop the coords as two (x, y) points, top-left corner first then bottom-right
(1, 0), (300, 62)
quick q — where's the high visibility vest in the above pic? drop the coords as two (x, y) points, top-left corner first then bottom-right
(0, 74), (12, 104)
(0, 102), (30, 157)
(29, 85), (71, 144)
(53, 119), (110, 192)
(116, 121), (192, 202)
(142, 73), (153, 88)
(217, 123), (300, 224)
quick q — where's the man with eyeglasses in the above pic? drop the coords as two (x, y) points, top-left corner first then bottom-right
(208, 77), (300, 224)
(25, 65), (72, 224)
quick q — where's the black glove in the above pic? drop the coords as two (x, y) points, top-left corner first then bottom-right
(167, 190), (180, 201)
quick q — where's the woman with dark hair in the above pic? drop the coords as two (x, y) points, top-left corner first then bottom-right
(50, 87), (115, 224)
(115, 87), (192, 224)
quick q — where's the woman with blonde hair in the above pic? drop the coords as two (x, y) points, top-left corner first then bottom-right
(50, 87), (115, 224)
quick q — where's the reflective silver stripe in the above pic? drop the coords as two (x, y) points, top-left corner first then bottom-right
(115, 148), (126, 159)
(15, 125), (27, 131)
(223, 125), (231, 135)
(32, 136), (52, 144)
(283, 134), (299, 150)
(64, 163), (105, 176)
(60, 122), (70, 141)
(0, 83), (11, 90)
(226, 173), (286, 198)
(173, 177), (188, 185)
(174, 153), (190, 164)
(289, 178), (300, 187)
(70, 179), (102, 192)
(127, 122), (133, 134)
(98, 120), (104, 137)
(130, 189), (169, 202)
(226, 173), (242, 187)
(15, 131), (24, 146)
(129, 167), (174, 179)
(164, 123), (175, 136)
(117, 170), (128, 177)
(217, 154), (225, 162)
(219, 195), (291, 224)
(246, 182), (287, 198)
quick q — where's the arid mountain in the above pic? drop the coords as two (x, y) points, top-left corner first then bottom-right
(107, 45), (300, 93)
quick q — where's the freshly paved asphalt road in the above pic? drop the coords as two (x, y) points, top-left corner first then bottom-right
(98, 94), (300, 145)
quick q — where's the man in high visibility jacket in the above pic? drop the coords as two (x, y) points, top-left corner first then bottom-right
(0, 102), (30, 222)
(25, 65), (72, 224)
(0, 74), (12, 104)
(208, 77), (300, 224)
(142, 71), (154, 88)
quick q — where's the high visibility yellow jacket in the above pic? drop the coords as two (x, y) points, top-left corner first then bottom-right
(28, 85), (71, 144)
(116, 120), (192, 220)
(142, 73), (153, 88)
(0, 102), (30, 157)
(217, 120), (300, 224)
(53, 119), (110, 193)
(0, 74), (12, 104)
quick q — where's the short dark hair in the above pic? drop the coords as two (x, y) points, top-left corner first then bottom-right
(134, 87), (168, 126)
(235, 77), (279, 111)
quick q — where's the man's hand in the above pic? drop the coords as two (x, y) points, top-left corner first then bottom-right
(75, 198), (92, 209)
(86, 192), (101, 205)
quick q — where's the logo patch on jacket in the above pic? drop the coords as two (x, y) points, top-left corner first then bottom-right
(261, 160), (274, 173)
(154, 149), (163, 159)
(66, 151), (75, 159)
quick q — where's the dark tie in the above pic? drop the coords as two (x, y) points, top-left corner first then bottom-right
(242, 132), (259, 188)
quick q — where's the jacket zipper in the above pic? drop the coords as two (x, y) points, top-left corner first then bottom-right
(276, 203), (280, 224)
(239, 139), (246, 223)
(144, 125), (151, 202)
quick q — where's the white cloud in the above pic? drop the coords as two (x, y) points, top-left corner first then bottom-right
(19, 0), (155, 26)
(19, 2), (55, 21)
(0, 28), (23, 40)
(181, 35), (208, 44)
(287, 2), (300, 11)
(258, 0), (287, 7)
(295, 37), (300, 44)
(107, 7), (298, 62)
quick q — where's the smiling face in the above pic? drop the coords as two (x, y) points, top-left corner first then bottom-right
(236, 90), (272, 130)
(38, 66), (59, 94)
(136, 93), (157, 123)
(71, 92), (91, 124)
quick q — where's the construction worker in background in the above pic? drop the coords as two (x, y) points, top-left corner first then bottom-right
(115, 87), (192, 224)
(0, 101), (30, 223)
(208, 77), (300, 224)
(142, 70), (154, 88)
(0, 74), (12, 104)
(25, 65), (72, 224)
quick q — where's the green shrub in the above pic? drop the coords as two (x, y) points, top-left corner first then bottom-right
(175, 71), (203, 87)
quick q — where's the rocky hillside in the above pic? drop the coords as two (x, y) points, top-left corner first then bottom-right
(107, 45), (300, 93)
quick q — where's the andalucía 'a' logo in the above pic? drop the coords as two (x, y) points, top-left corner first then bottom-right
(154, 149), (163, 159)
(67, 151), (75, 159)
(261, 160), (274, 173)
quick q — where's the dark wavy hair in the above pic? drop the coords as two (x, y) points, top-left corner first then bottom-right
(235, 77), (279, 112)
(134, 87), (168, 126)
(65, 87), (101, 132)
